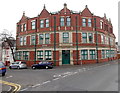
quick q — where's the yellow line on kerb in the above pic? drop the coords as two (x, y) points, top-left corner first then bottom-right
(0, 80), (21, 93)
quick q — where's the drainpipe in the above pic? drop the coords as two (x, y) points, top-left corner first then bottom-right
(108, 28), (111, 61)
(94, 18), (99, 63)
(53, 16), (56, 66)
(34, 19), (37, 64)
(75, 16), (79, 65)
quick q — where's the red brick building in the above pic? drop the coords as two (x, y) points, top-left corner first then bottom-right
(16, 4), (117, 66)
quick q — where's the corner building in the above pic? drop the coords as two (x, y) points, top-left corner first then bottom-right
(16, 4), (117, 66)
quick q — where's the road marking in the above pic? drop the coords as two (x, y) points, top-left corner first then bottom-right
(20, 62), (114, 91)
(42, 81), (51, 85)
(73, 72), (78, 74)
(87, 68), (91, 70)
(93, 64), (110, 69)
(20, 88), (29, 91)
(32, 84), (41, 88)
(82, 68), (86, 71)
(7, 86), (12, 91)
(6, 75), (13, 79)
(0, 80), (21, 93)
(53, 74), (61, 77)
(78, 69), (83, 72)
(62, 75), (68, 78)
(53, 78), (59, 81)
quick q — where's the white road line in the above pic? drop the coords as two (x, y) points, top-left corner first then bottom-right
(87, 68), (91, 70)
(20, 88), (29, 91)
(53, 74), (61, 77)
(73, 72), (78, 74)
(42, 81), (51, 85)
(96, 64), (110, 68)
(53, 78), (59, 81)
(63, 72), (71, 75)
(78, 69), (83, 72)
(67, 72), (73, 76)
(62, 75), (68, 78)
(6, 75), (13, 79)
(82, 68), (87, 71)
(7, 86), (12, 91)
(91, 64), (110, 69)
(32, 84), (41, 88)
(20, 85), (32, 91)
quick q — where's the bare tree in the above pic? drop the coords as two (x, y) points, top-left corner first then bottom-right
(0, 29), (16, 62)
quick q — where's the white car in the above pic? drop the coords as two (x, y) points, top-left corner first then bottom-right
(9, 61), (27, 69)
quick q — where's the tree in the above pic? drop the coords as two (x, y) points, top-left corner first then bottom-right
(0, 30), (16, 62)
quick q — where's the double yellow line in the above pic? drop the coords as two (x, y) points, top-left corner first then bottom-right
(0, 80), (21, 93)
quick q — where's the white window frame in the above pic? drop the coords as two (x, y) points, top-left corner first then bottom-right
(24, 24), (26, 31)
(31, 20), (36, 30)
(21, 25), (23, 32)
(31, 35), (36, 45)
(66, 17), (71, 26)
(23, 36), (26, 45)
(100, 20), (103, 29)
(40, 20), (44, 28)
(20, 37), (23, 46)
(45, 19), (49, 28)
(88, 18), (92, 27)
(60, 17), (64, 26)
(82, 18), (86, 27)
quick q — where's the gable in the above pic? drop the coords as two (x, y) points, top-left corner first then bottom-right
(20, 12), (28, 22)
(81, 6), (92, 16)
(40, 9), (50, 18)
(59, 8), (71, 15)
(59, 3), (71, 15)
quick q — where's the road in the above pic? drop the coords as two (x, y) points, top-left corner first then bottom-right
(1, 60), (119, 92)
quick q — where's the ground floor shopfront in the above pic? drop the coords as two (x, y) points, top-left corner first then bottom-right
(16, 47), (117, 66)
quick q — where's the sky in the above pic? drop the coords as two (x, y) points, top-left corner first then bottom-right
(0, 0), (119, 41)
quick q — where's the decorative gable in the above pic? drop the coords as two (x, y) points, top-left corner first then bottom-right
(39, 5), (50, 18)
(59, 3), (71, 15)
(81, 5), (92, 16)
(20, 11), (28, 22)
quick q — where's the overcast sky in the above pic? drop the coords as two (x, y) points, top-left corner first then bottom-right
(0, 0), (119, 41)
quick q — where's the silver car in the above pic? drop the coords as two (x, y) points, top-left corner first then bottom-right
(9, 61), (27, 69)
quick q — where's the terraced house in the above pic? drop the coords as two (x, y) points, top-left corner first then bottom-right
(16, 3), (117, 66)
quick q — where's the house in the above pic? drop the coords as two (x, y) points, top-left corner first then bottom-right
(2, 38), (16, 65)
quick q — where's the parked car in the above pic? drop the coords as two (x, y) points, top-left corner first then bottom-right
(0, 62), (6, 76)
(9, 61), (27, 69)
(32, 61), (53, 69)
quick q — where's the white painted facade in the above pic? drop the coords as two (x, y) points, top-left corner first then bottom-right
(1, 41), (16, 65)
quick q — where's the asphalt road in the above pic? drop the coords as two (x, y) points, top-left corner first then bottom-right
(1, 60), (119, 92)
